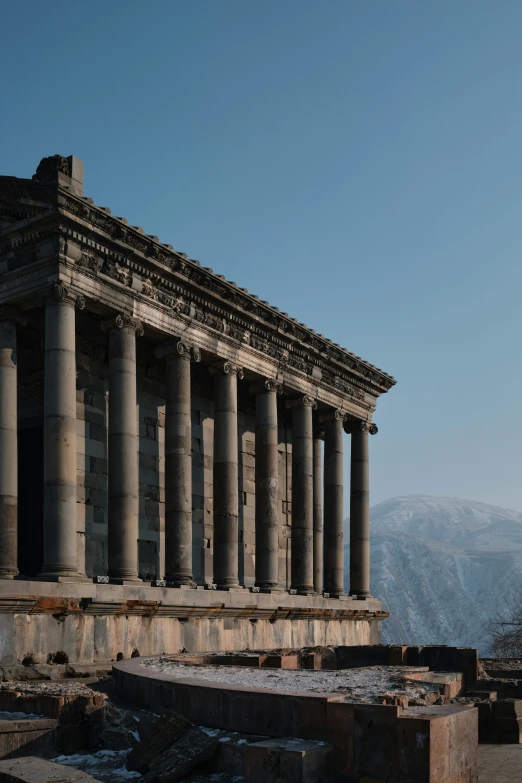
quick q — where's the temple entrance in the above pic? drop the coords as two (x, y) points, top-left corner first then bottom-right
(17, 425), (44, 577)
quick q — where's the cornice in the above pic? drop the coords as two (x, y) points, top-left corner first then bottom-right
(0, 178), (396, 399)
(54, 189), (395, 391)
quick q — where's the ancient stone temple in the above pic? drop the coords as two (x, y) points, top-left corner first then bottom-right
(0, 155), (395, 663)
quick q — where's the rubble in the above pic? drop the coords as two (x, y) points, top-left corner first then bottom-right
(144, 727), (218, 783)
(127, 711), (217, 782)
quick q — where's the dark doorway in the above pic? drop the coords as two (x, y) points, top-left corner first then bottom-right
(18, 426), (44, 577)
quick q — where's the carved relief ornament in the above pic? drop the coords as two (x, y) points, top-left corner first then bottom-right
(101, 312), (144, 336)
(156, 340), (201, 362)
(285, 395), (318, 410)
(209, 360), (244, 379)
(42, 283), (85, 310)
(55, 197), (395, 392)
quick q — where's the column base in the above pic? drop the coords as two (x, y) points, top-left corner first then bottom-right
(109, 578), (143, 585)
(215, 585), (244, 592)
(293, 588), (315, 596)
(165, 581), (197, 590)
(324, 593), (347, 600)
(0, 573), (18, 580)
(257, 587), (283, 594)
(36, 573), (92, 583)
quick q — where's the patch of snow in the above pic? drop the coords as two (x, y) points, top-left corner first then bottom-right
(0, 711), (44, 720)
(51, 749), (143, 782)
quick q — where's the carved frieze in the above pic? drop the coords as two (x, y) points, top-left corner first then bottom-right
(0, 177), (395, 403)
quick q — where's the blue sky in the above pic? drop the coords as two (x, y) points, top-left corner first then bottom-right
(2, 1), (522, 512)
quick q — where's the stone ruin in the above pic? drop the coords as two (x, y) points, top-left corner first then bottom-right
(0, 154), (394, 666)
(0, 154), (516, 782)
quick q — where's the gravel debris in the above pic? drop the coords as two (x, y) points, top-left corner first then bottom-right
(140, 660), (439, 703)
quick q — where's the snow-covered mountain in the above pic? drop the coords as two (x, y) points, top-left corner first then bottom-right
(344, 495), (522, 655)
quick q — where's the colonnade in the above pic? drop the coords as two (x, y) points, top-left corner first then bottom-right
(0, 294), (376, 596)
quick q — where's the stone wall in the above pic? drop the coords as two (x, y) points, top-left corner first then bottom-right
(0, 581), (384, 665)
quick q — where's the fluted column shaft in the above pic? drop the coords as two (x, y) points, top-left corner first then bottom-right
(312, 433), (323, 593)
(108, 315), (143, 583)
(349, 422), (376, 598)
(41, 287), (83, 579)
(0, 319), (18, 578)
(254, 381), (280, 590)
(213, 362), (242, 589)
(290, 396), (315, 593)
(323, 413), (344, 597)
(162, 342), (200, 586)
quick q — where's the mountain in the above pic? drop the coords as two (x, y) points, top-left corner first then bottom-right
(344, 495), (522, 655)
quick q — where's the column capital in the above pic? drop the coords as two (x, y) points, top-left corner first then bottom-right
(209, 360), (244, 379)
(0, 305), (27, 327)
(285, 394), (318, 410)
(250, 378), (283, 395)
(40, 283), (85, 310)
(344, 419), (378, 436)
(102, 312), (144, 336)
(156, 340), (201, 362)
(319, 408), (347, 425)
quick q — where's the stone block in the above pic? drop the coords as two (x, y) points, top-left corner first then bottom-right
(326, 700), (353, 776)
(244, 738), (332, 783)
(126, 711), (192, 773)
(398, 705), (478, 781)
(145, 726), (218, 782)
(353, 703), (401, 780)
(0, 719), (57, 761)
(491, 699), (522, 743)
(0, 756), (100, 782)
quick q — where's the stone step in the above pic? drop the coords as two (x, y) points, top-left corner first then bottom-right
(0, 718), (57, 761)
(0, 756), (100, 782)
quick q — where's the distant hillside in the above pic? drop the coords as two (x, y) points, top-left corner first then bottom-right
(344, 495), (522, 654)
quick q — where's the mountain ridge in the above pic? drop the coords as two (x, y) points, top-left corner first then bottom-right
(344, 494), (522, 654)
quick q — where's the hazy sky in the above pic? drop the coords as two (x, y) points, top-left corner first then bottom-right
(1, 1), (522, 512)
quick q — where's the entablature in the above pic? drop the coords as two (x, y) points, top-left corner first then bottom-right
(0, 172), (396, 414)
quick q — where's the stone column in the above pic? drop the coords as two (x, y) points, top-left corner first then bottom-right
(0, 310), (21, 579)
(312, 430), (323, 594)
(323, 410), (345, 597)
(156, 340), (200, 587)
(347, 420), (378, 598)
(106, 314), (143, 584)
(289, 395), (316, 594)
(254, 379), (281, 591)
(40, 284), (85, 580)
(213, 361), (243, 590)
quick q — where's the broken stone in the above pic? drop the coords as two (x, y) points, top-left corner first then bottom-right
(244, 738), (332, 783)
(380, 693), (409, 709)
(101, 701), (139, 750)
(126, 711), (192, 773)
(145, 727), (218, 783)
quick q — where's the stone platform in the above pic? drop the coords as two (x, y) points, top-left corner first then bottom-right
(0, 580), (385, 666)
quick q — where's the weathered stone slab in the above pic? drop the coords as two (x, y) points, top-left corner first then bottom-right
(144, 726), (218, 782)
(0, 719), (57, 760)
(0, 756), (99, 782)
(126, 710), (192, 772)
(244, 738), (332, 783)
